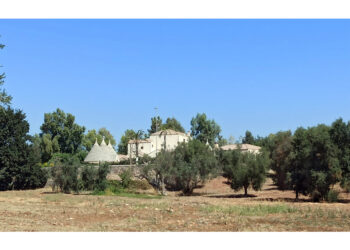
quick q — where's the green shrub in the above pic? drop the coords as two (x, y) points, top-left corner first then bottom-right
(80, 163), (110, 191)
(138, 155), (154, 164)
(130, 179), (153, 190)
(50, 154), (80, 193)
(95, 162), (110, 191)
(311, 190), (322, 202)
(75, 150), (88, 162)
(119, 169), (132, 188)
(80, 165), (97, 190)
(326, 190), (339, 203)
(107, 180), (123, 193)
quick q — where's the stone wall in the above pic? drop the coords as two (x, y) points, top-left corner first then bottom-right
(45, 164), (146, 188)
(108, 165), (145, 180)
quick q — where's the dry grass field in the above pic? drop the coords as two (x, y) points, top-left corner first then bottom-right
(1, 177), (350, 232)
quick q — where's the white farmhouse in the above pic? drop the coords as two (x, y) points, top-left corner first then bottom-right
(221, 143), (261, 154)
(128, 129), (191, 158)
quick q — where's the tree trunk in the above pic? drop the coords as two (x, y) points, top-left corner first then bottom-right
(244, 186), (248, 197)
(164, 134), (167, 150)
(135, 142), (139, 165)
(129, 145), (132, 165)
(160, 176), (167, 196)
(295, 190), (299, 201)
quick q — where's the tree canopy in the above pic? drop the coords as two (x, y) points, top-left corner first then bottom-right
(269, 131), (293, 190)
(143, 140), (218, 195)
(170, 140), (218, 195)
(83, 128), (117, 151)
(242, 131), (255, 144)
(148, 116), (185, 136)
(0, 42), (12, 107)
(39, 108), (85, 161)
(190, 113), (222, 146)
(0, 107), (47, 190)
(162, 117), (185, 133)
(289, 125), (341, 201)
(148, 116), (162, 135)
(118, 129), (137, 155)
(142, 150), (174, 195)
(222, 150), (269, 196)
(330, 118), (350, 192)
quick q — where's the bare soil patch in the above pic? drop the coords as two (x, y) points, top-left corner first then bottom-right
(1, 177), (350, 232)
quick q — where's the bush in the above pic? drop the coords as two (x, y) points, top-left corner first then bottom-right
(326, 190), (339, 203)
(50, 154), (80, 193)
(95, 162), (110, 191)
(119, 168), (132, 188)
(138, 155), (154, 164)
(80, 165), (97, 190)
(107, 180), (123, 193)
(311, 190), (322, 202)
(75, 150), (88, 162)
(80, 162), (110, 191)
(129, 179), (153, 190)
(16, 164), (48, 189)
(340, 176), (350, 193)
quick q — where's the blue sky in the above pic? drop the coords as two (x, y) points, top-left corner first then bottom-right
(0, 19), (349, 142)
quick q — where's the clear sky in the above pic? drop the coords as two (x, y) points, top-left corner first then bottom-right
(0, 19), (349, 142)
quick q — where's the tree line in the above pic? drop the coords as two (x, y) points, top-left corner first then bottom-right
(117, 113), (225, 156)
(0, 39), (225, 191)
(2, 39), (350, 203)
(141, 140), (270, 196)
(237, 122), (350, 202)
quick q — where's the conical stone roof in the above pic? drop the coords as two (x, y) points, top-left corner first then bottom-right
(84, 138), (119, 163)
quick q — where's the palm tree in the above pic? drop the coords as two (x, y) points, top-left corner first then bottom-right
(159, 129), (169, 151)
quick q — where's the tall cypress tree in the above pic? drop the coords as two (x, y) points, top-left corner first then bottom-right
(0, 107), (47, 190)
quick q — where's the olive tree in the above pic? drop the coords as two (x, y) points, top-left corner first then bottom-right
(171, 140), (218, 195)
(223, 150), (269, 196)
(142, 150), (174, 195)
(289, 125), (341, 201)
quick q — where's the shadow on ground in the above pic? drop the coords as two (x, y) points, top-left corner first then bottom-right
(206, 194), (257, 199)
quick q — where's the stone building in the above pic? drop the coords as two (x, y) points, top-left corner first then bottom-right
(128, 129), (191, 158)
(221, 143), (261, 154)
(84, 138), (119, 163)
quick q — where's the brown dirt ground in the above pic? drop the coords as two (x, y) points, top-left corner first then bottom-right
(1, 177), (350, 232)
